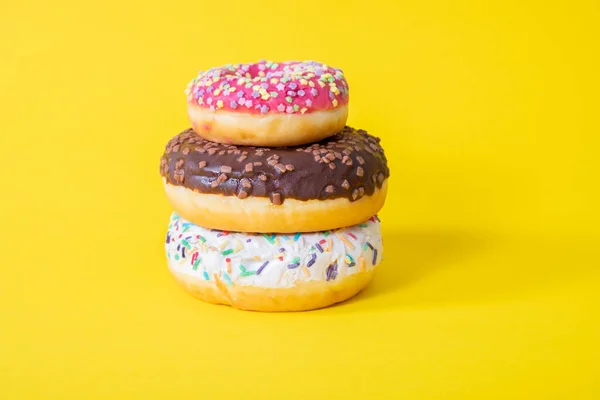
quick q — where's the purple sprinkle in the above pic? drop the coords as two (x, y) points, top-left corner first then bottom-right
(277, 104), (286, 112)
(297, 89), (305, 97)
(329, 91), (335, 99)
(315, 243), (324, 253)
(198, 89), (206, 96)
(165, 233), (171, 244)
(278, 247), (285, 253)
(326, 262), (338, 281)
(373, 249), (378, 265)
(176, 244), (181, 251)
(287, 263), (300, 269)
(289, 82), (298, 90)
(257, 261), (269, 275)
(230, 100), (238, 109)
(307, 254), (317, 267)
(276, 83), (285, 91)
(207, 86), (214, 92)
(310, 88), (319, 96)
(287, 90), (296, 97)
(251, 91), (260, 98)
(260, 105), (269, 114)
(260, 82), (269, 89)
(181, 247), (186, 258)
(246, 239), (252, 243)
(236, 90), (244, 98)
(366, 242), (374, 251)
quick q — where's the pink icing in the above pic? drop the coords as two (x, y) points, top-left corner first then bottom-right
(185, 60), (349, 115)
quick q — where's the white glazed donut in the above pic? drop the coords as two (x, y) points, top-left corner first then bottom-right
(184, 60), (349, 147)
(165, 213), (383, 311)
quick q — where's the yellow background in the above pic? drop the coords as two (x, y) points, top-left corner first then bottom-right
(1, 0), (599, 398)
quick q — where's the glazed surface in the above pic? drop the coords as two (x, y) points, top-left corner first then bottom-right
(165, 213), (383, 288)
(159, 126), (389, 204)
(185, 60), (349, 115)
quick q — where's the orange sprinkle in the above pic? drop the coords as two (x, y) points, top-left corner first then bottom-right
(327, 238), (332, 252)
(359, 256), (366, 271)
(338, 234), (355, 250)
(226, 261), (232, 273)
(302, 266), (310, 277)
(253, 255), (261, 261)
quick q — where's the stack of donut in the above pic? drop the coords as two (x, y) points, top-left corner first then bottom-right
(160, 60), (390, 311)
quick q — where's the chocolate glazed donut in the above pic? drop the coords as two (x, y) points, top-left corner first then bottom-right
(160, 126), (390, 233)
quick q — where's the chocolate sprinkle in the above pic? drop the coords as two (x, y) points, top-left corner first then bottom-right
(160, 126), (389, 204)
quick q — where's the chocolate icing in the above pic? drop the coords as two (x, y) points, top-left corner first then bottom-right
(160, 127), (389, 204)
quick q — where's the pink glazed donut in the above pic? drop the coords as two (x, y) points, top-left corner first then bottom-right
(184, 60), (349, 147)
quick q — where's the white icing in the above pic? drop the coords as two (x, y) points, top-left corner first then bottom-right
(165, 213), (383, 289)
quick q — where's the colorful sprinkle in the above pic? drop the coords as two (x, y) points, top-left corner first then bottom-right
(373, 249), (378, 265)
(223, 273), (232, 286)
(338, 235), (355, 249)
(257, 261), (269, 275)
(307, 253), (317, 267)
(263, 234), (275, 244)
(192, 258), (201, 270)
(294, 232), (301, 241)
(326, 262), (338, 281)
(203, 271), (210, 280)
(221, 249), (234, 256)
(359, 256), (366, 271)
(315, 243), (324, 253)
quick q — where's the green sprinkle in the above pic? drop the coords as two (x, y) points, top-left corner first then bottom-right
(245, 83), (253, 88)
(328, 76), (335, 82)
(293, 104), (299, 111)
(363, 244), (368, 251)
(286, 96), (293, 103)
(291, 256), (301, 264)
(239, 265), (246, 273)
(281, 77), (289, 83)
(192, 258), (201, 270)
(241, 271), (256, 277)
(203, 271), (209, 280)
(181, 239), (191, 249)
(270, 91), (278, 98)
(182, 226), (190, 233)
(323, 231), (330, 237)
(221, 249), (234, 256)
(271, 63), (278, 69)
(263, 234), (275, 244)
(359, 223), (368, 228)
(174, 254), (180, 261)
(198, 235), (206, 243)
